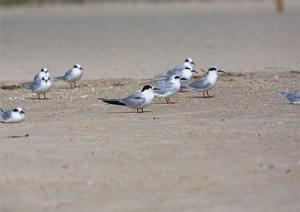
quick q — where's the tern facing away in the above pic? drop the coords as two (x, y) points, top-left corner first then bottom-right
(152, 75), (181, 104)
(278, 91), (300, 104)
(22, 76), (52, 99)
(98, 85), (158, 113)
(0, 107), (25, 123)
(182, 66), (224, 97)
(55, 64), (83, 88)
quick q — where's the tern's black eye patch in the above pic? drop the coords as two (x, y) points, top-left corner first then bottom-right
(141, 85), (152, 92)
(185, 67), (191, 70)
(13, 109), (18, 112)
(209, 67), (217, 71)
(175, 76), (180, 79)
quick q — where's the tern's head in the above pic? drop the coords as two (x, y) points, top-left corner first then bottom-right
(141, 85), (152, 92)
(41, 76), (50, 83)
(74, 64), (83, 70)
(208, 66), (224, 73)
(13, 107), (25, 114)
(40, 68), (48, 73)
(184, 66), (197, 73)
(170, 75), (181, 82)
(141, 85), (159, 92)
(185, 57), (195, 65)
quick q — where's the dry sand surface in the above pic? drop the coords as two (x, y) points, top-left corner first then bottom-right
(1, 71), (300, 212)
(1, 1), (300, 212)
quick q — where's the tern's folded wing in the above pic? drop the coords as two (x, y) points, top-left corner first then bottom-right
(188, 77), (210, 90)
(123, 92), (145, 108)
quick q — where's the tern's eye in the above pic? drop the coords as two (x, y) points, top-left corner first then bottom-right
(13, 109), (18, 112)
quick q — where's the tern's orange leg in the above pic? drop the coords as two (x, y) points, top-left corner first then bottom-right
(206, 90), (210, 97)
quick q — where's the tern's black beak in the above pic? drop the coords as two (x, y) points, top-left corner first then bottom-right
(192, 69), (198, 73)
(20, 111), (25, 114)
(153, 87), (160, 91)
(218, 70), (225, 73)
(191, 61), (195, 65)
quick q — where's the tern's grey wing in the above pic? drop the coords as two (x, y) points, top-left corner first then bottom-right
(22, 81), (36, 90)
(1, 110), (11, 120)
(152, 80), (175, 95)
(166, 64), (185, 75)
(34, 73), (39, 81)
(286, 92), (300, 104)
(63, 69), (74, 81)
(188, 76), (210, 90)
(122, 91), (145, 108)
(153, 64), (184, 81)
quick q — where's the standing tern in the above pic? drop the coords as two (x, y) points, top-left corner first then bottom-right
(152, 75), (181, 104)
(55, 64), (83, 88)
(98, 85), (158, 113)
(154, 57), (197, 82)
(22, 76), (52, 99)
(182, 66), (224, 97)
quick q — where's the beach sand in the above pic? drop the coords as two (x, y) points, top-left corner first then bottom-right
(1, 1), (300, 212)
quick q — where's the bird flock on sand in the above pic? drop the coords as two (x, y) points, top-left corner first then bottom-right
(1, 58), (299, 123)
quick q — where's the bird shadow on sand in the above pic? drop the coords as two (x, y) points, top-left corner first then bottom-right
(53, 86), (78, 90)
(185, 96), (214, 99)
(108, 111), (152, 114)
(153, 102), (177, 105)
(25, 97), (49, 100)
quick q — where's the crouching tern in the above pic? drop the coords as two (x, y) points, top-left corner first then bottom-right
(0, 107), (25, 123)
(181, 66), (224, 97)
(55, 64), (83, 88)
(22, 76), (52, 99)
(278, 91), (300, 104)
(98, 85), (158, 113)
(152, 75), (181, 104)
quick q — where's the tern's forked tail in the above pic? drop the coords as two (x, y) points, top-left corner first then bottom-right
(21, 82), (32, 89)
(98, 98), (126, 106)
(54, 76), (64, 81)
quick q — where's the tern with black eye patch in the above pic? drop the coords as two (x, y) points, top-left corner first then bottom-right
(153, 57), (197, 84)
(0, 107), (25, 123)
(181, 66), (224, 97)
(22, 76), (52, 99)
(98, 85), (158, 113)
(55, 64), (83, 88)
(152, 75), (181, 104)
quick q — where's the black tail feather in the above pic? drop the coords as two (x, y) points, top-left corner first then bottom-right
(98, 98), (125, 106)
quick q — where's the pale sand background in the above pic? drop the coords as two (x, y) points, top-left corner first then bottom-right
(1, 1), (300, 80)
(1, 1), (300, 212)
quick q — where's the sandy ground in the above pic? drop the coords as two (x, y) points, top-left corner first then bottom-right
(1, 1), (300, 212)
(1, 71), (300, 212)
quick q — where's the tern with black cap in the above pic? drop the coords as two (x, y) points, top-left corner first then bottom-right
(98, 85), (158, 113)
